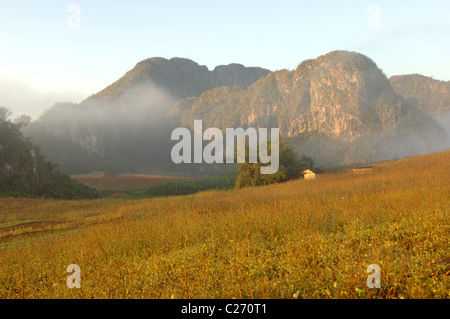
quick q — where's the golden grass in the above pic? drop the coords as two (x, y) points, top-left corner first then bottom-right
(0, 151), (449, 299)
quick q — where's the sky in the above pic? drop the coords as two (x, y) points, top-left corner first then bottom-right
(0, 0), (449, 119)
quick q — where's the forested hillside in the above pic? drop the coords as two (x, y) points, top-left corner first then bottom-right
(0, 107), (98, 199)
(390, 74), (450, 114)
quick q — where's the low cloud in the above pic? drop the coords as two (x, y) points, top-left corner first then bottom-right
(0, 78), (87, 120)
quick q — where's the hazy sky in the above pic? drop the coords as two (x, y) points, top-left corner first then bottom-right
(1, 0), (449, 119)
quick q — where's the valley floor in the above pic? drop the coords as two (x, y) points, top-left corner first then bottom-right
(0, 151), (449, 298)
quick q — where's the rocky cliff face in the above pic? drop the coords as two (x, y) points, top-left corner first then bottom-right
(389, 74), (450, 114)
(181, 51), (401, 139)
(389, 75), (450, 149)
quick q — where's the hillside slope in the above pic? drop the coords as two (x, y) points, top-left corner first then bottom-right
(0, 107), (98, 199)
(24, 59), (270, 174)
(85, 57), (270, 105)
(0, 150), (448, 298)
(390, 74), (450, 114)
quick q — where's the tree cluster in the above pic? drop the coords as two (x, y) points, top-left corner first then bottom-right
(0, 107), (98, 199)
(235, 138), (312, 188)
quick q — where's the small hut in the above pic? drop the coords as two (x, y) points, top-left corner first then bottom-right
(302, 168), (323, 180)
(90, 171), (105, 177)
(352, 166), (376, 174)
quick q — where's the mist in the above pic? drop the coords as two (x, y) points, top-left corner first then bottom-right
(35, 82), (175, 126)
(22, 81), (186, 174)
(0, 79), (87, 120)
(15, 72), (450, 176)
(434, 111), (450, 150)
(291, 117), (449, 169)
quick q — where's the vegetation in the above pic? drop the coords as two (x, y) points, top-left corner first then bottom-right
(0, 150), (448, 298)
(235, 139), (312, 188)
(88, 57), (270, 103)
(130, 140), (312, 197)
(132, 173), (237, 197)
(0, 107), (98, 199)
(390, 74), (450, 114)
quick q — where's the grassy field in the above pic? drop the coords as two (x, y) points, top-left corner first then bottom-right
(71, 174), (200, 193)
(0, 151), (449, 299)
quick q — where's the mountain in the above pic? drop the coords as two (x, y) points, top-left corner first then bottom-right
(23, 59), (270, 174)
(390, 74), (450, 114)
(85, 57), (270, 106)
(179, 51), (447, 141)
(389, 74), (450, 155)
(22, 51), (449, 173)
(178, 51), (447, 166)
(181, 51), (402, 139)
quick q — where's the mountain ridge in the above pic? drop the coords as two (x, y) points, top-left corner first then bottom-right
(22, 50), (449, 174)
(180, 50), (410, 139)
(85, 57), (271, 105)
(389, 74), (450, 114)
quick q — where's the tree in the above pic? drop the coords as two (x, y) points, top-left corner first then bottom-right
(0, 107), (98, 199)
(14, 114), (32, 128)
(0, 106), (11, 122)
(235, 138), (312, 189)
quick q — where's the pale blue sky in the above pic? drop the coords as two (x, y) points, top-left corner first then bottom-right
(0, 0), (449, 118)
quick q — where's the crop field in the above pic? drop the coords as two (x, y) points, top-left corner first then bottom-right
(72, 174), (198, 188)
(71, 174), (200, 194)
(0, 151), (449, 299)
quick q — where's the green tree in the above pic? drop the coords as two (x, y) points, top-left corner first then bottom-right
(0, 107), (98, 199)
(235, 138), (312, 189)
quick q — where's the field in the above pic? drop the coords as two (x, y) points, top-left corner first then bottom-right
(71, 174), (200, 193)
(0, 151), (449, 299)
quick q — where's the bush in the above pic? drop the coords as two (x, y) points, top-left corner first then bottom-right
(136, 173), (237, 197)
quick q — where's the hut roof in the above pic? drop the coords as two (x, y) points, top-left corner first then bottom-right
(302, 168), (323, 174)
